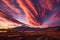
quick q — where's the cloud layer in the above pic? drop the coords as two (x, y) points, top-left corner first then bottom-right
(0, 0), (60, 28)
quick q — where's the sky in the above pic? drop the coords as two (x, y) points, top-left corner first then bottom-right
(0, 0), (60, 29)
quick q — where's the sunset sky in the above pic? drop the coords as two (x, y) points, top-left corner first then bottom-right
(0, 0), (60, 29)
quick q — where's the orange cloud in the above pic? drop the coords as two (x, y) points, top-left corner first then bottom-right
(0, 10), (23, 29)
(16, 0), (41, 26)
(2, 0), (21, 14)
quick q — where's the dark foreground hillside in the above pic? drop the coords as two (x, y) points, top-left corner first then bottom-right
(0, 26), (60, 40)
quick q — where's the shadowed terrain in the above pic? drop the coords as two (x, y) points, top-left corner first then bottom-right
(0, 26), (60, 40)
